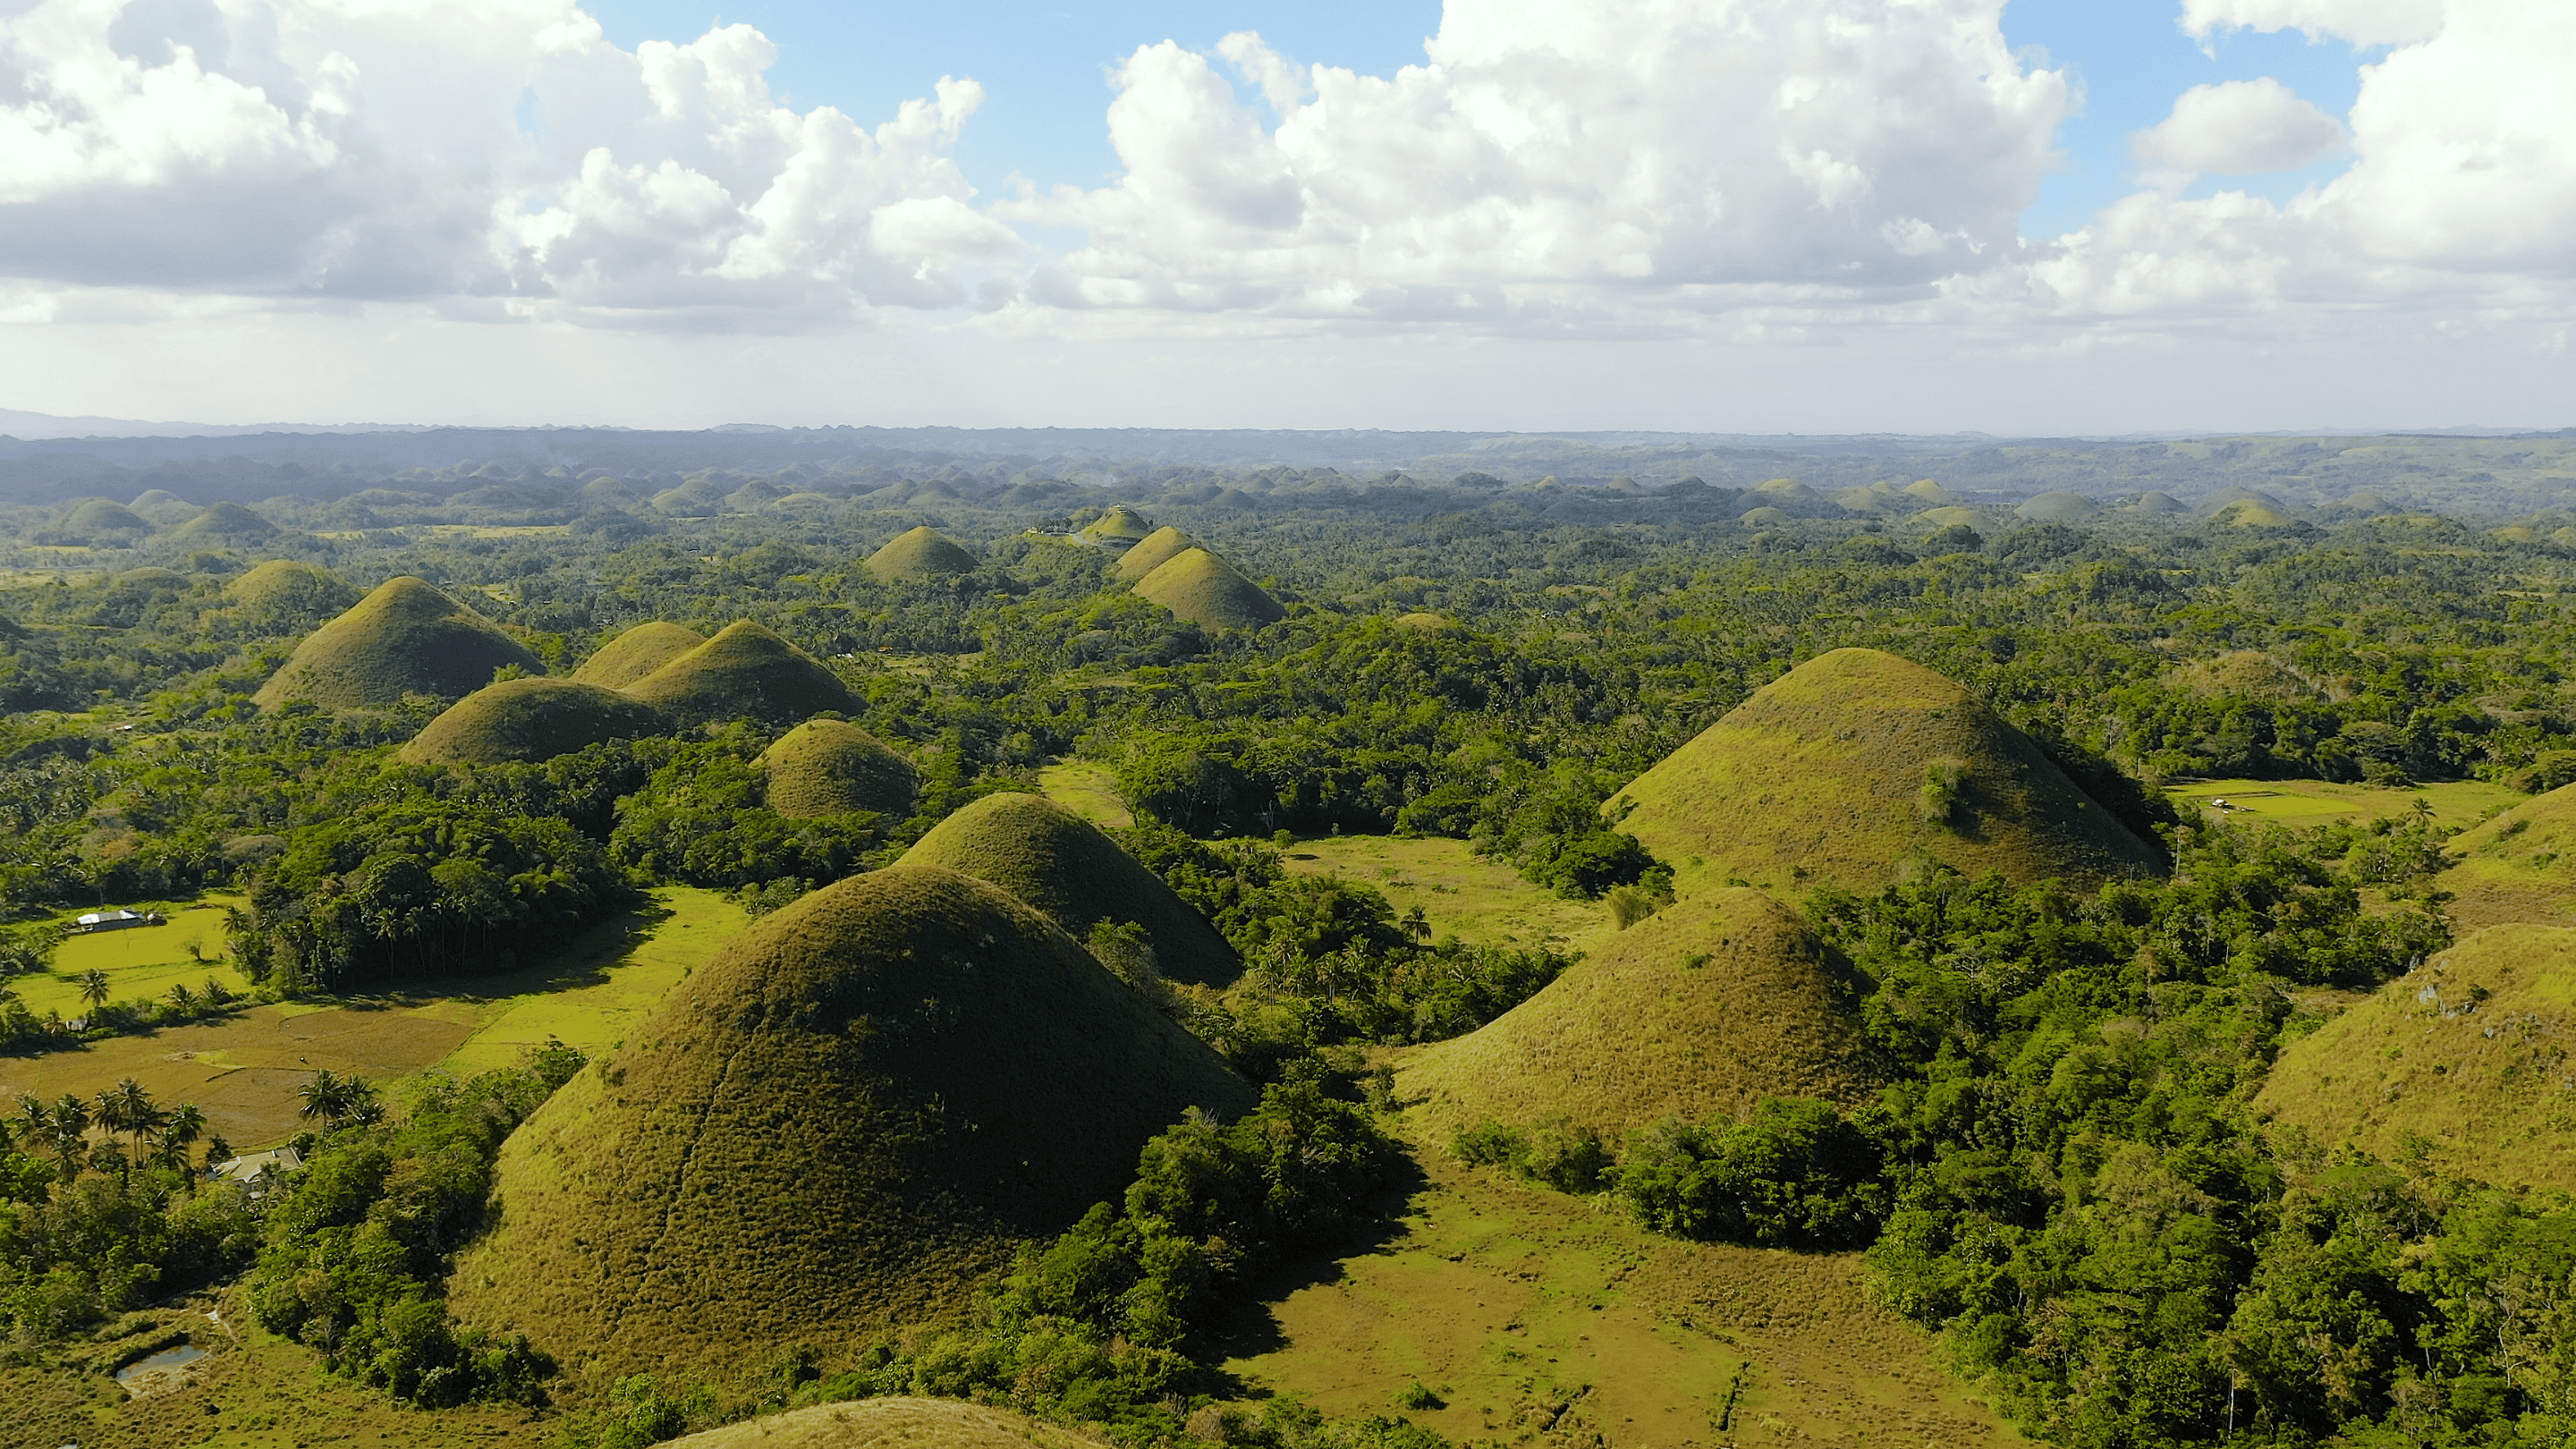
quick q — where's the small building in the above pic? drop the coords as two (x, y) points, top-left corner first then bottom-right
(70, 908), (162, 934)
(210, 1147), (302, 1188)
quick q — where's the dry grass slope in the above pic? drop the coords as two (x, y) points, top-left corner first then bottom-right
(400, 677), (674, 766)
(2438, 783), (2576, 929)
(668, 1398), (1105, 1449)
(1132, 548), (1285, 632)
(1401, 887), (1877, 1140)
(867, 526), (979, 580)
(1114, 526), (1196, 580)
(2258, 925), (2576, 1193)
(761, 718), (919, 818)
(251, 576), (543, 709)
(449, 866), (1251, 1376)
(897, 792), (1241, 987)
(572, 621), (708, 688)
(1608, 648), (2164, 895)
(623, 619), (863, 726)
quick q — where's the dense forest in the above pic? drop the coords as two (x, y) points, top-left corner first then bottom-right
(6, 453), (2576, 1448)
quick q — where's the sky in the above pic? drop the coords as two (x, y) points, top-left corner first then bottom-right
(0, 0), (2569, 435)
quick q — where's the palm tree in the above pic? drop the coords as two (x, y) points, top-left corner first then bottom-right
(96, 1079), (159, 1172)
(157, 1103), (207, 1177)
(297, 1070), (352, 1128)
(77, 968), (111, 1016)
(44, 1093), (89, 1181)
(165, 982), (195, 1013)
(1402, 905), (1432, 946)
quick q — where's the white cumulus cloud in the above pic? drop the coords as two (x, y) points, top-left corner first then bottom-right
(2179, 0), (2448, 47)
(1004, 0), (2072, 326)
(2132, 78), (2344, 177)
(0, 0), (1013, 323)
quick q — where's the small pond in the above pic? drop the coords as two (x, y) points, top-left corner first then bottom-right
(114, 1340), (205, 1383)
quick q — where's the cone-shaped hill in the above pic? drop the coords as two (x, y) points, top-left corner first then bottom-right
(225, 559), (360, 630)
(448, 866), (1251, 1372)
(1114, 525), (1196, 580)
(667, 1397), (1095, 1449)
(400, 678), (673, 767)
(1607, 648), (2164, 894)
(2436, 783), (2576, 930)
(127, 489), (199, 524)
(623, 620), (862, 726)
(761, 718), (919, 818)
(167, 501), (280, 545)
(2256, 926), (2576, 1193)
(896, 792), (1241, 987)
(59, 498), (153, 542)
(2014, 490), (2099, 521)
(1133, 548), (1285, 631)
(571, 621), (707, 688)
(252, 577), (543, 710)
(1402, 887), (1876, 1140)
(866, 526), (978, 580)
(1080, 506), (1155, 544)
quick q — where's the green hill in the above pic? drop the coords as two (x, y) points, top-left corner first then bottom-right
(2438, 783), (2576, 930)
(1902, 479), (1966, 507)
(2013, 490), (2099, 521)
(2257, 925), (2576, 1194)
(57, 497), (152, 542)
(896, 792), (1241, 987)
(448, 866), (1250, 1374)
(1132, 548), (1285, 631)
(668, 1398), (1097, 1449)
(866, 526), (978, 580)
(1114, 526), (1196, 580)
(1080, 506), (1155, 544)
(251, 576), (543, 709)
(399, 677), (673, 766)
(224, 559), (360, 631)
(623, 620), (863, 726)
(571, 621), (707, 688)
(126, 489), (199, 524)
(166, 500), (280, 545)
(761, 718), (919, 818)
(1913, 505), (1985, 529)
(1606, 648), (2165, 894)
(1401, 887), (1876, 1140)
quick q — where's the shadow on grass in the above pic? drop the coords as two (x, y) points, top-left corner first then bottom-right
(1199, 1139), (1434, 1389)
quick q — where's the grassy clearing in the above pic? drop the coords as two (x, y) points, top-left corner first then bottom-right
(1274, 835), (1613, 958)
(13, 900), (250, 1016)
(435, 886), (749, 1077)
(1037, 761), (1132, 829)
(672, 1397), (1107, 1449)
(1217, 1118), (2029, 1449)
(2166, 775), (2520, 828)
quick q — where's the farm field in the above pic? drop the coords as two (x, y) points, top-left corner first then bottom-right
(1276, 835), (1615, 958)
(1037, 760), (1133, 829)
(12, 899), (252, 1018)
(2165, 775), (2521, 828)
(0, 887), (750, 1148)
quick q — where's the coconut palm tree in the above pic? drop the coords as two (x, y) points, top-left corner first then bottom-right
(97, 1079), (159, 1170)
(1402, 904), (1432, 946)
(165, 982), (195, 1013)
(77, 968), (111, 1016)
(43, 1093), (89, 1181)
(156, 1102), (207, 1176)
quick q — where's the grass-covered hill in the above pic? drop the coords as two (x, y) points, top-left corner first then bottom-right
(571, 620), (708, 688)
(125, 487), (199, 523)
(1607, 648), (2165, 894)
(667, 1397), (1102, 1449)
(2437, 782), (2576, 929)
(1132, 547), (1285, 631)
(225, 558), (360, 623)
(399, 677), (673, 766)
(448, 866), (1251, 1374)
(760, 718), (919, 818)
(56, 496), (152, 543)
(1400, 886), (1876, 1140)
(896, 792), (1242, 987)
(865, 525), (978, 580)
(2257, 924), (2576, 1193)
(250, 575), (544, 709)
(623, 620), (864, 726)
(1114, 525), (1195, 580)
(1080, 506), (1154, 544)
(166, 499), (280, 545)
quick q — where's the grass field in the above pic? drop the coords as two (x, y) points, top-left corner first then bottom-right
(2166, 775), (2521, 828)
(0, 888), (750, 1149)
(1037, 761), (1132, 829)
(11, 900), (250, 1016)
(1218, 1119), (2029, 1448)
(1275, 835), (1614, 957)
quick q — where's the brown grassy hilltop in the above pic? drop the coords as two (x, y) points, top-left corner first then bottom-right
(866, 526), (978, 580)
(2437, 782), (2576, 929)
(1607, 648), (2164, 895)
(761, 718), (919, 818)
(1132, 548), (1285, 631)
(400, 677), (673, 766)
(1401, 887), (1877, 1140)
(1114, 525), (1196, 580)
(623, 620), (863, 726)
(252, 576), (543, 709)
(449, 866), (1251, 1377)
(669, 1399), (1104, 1449)
(2258, 925), (2576, 1194)
(572, 621), (707, 688)
(897, 792), (1241, 987)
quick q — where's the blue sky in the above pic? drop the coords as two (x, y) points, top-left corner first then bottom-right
(586, 0), (2374, 238)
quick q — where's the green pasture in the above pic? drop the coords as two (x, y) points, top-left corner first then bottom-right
(2166, 776), (2521, 829)
(1037, 760), (1132, 828)
(11, 900), (251, 1016)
